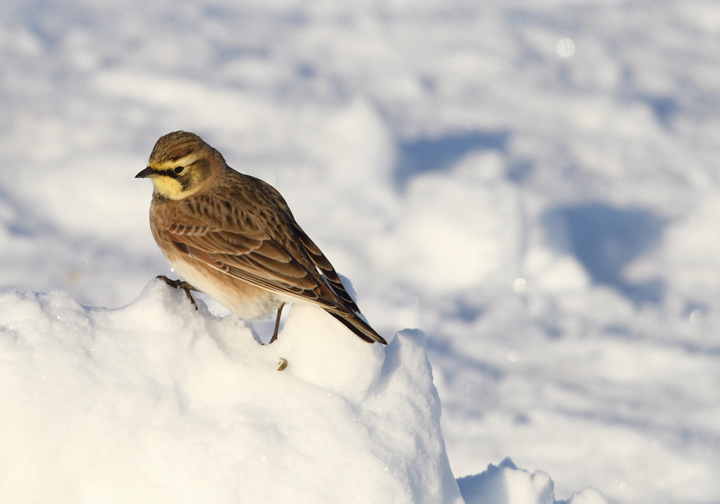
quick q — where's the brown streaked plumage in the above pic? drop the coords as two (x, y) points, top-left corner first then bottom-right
(136, 131), (387, 345)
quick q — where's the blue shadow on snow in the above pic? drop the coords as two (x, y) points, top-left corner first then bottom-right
(394, 130), (510, 189)
(633, 93), (679, 129)
(543, 203), (665, 304)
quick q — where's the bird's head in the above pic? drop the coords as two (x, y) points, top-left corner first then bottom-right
(136, 131), (224, 200)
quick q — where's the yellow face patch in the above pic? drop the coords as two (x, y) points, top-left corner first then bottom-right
(150, 175), (187, 200)
(145, 155), (212, 200)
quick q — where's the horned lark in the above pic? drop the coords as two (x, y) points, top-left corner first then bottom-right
(136, 131), (387, 345)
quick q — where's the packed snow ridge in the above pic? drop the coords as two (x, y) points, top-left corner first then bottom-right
(0, 280), (605, 503)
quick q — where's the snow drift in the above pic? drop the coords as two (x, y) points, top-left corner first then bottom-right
(0, 281), (604, 503)
(0, 280), (460, 503)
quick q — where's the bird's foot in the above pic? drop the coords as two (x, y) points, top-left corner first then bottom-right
(157, 275), (199, 311)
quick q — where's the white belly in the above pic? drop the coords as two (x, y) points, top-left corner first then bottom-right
(170, 257), (289, 320)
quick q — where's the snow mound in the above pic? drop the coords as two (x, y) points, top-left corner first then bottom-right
(0, 280), (461, 503)
(457, 459), (607, 504)
(0, 280), (606, 503)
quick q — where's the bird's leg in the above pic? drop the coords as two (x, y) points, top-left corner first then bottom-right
(157, 275), (199, 311)
(269, 303), (285, 344)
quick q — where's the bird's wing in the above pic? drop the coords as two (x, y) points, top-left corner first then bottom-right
(165, 222), (343, 310)
(169, 222), (386, 344)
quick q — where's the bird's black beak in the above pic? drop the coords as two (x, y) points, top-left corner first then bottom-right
(135, 166), (156, 179)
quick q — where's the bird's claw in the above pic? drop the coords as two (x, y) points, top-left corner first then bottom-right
(157, 275), (199, 311)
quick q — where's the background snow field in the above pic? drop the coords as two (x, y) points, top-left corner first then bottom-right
(1, 0), (719, 503)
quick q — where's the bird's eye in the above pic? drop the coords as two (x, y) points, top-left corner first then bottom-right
(173, 166), (184, 174)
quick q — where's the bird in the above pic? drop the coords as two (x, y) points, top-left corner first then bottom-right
(136, 131), (387, 345)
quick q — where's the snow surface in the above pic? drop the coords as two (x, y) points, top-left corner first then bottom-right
(2, 0), (720, 502)
(0, 282), (599, 504)
(1, 284), (463, 503)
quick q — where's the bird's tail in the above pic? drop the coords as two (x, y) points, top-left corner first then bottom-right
(329, 311), (388, 345)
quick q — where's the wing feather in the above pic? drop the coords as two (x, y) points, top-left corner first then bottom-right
(166, 218), (335, 306)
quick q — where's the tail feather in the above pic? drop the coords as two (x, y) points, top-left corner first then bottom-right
(328, 311), (388, 345)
